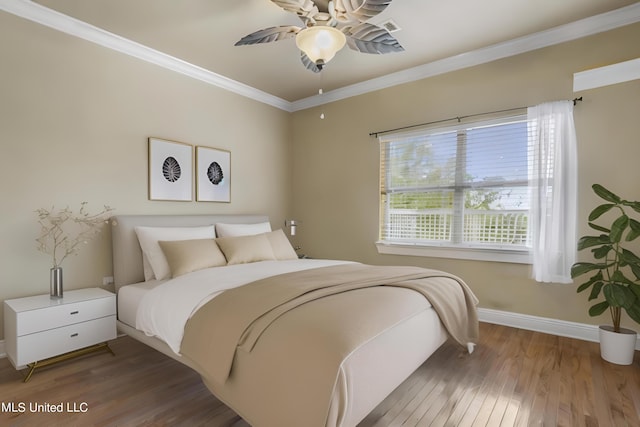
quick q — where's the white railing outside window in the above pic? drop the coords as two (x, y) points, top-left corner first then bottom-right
(463, 210), (529, 246)
(385, 209), (529, 247)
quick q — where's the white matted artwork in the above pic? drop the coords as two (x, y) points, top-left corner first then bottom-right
(148, 138), (193, 201)
(196, 146), (231, 202)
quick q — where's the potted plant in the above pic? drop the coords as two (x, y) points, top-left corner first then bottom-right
(36, 202), (113, 298)
(571, 184), (640, 365)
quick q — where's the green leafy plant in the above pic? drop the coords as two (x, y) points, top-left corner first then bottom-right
(571, 184), (640, 333)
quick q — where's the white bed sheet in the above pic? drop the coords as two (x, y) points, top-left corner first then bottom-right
(119, 259), (353, 354)
(117, 279), (165, 327)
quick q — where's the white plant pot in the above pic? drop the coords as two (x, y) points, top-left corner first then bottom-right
(599, 325), (637, 365)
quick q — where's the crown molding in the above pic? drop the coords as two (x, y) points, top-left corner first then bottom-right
(291, 2), (640, 111)
(0, 0), (293, 111)
(2, 0), (639, 112)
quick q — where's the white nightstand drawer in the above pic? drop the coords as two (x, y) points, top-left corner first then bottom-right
(16, 296), (116, 336)
(13, 315), (116, 367)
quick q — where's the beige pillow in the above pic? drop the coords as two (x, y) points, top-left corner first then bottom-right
(135, 225), (216, 280)
(158, 239), (227, 278)
(216, 233), (276, 265)
(266, 229), (298, 260)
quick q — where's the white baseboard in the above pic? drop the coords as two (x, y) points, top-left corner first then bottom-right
(478, 307), (640, 350)
(0, 309), (637, 360)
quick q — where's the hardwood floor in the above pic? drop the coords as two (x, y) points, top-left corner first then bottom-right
(1, 322), (638, 427)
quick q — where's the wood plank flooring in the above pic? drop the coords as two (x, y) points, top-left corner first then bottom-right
(1, 322), (638, 427)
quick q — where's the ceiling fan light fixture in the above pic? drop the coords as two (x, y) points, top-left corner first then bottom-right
(295, 26), (346, 65)
(235, 1), (402, 73)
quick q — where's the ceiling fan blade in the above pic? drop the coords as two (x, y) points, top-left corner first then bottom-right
(235, 26), (301, 46)
(271, 0), (320, 23)
(300, 51), (322, 73)
(343, 23), (403, 54)
(333, 0), (392, 23)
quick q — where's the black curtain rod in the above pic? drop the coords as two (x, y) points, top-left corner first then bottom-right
(369, 97), (583, 138)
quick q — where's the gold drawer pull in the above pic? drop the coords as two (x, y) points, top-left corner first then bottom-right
(70, 311), (79, 315)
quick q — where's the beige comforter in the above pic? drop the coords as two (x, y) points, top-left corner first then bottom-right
(181, 263), (479, 427)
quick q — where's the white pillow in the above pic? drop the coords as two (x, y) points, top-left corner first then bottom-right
(215, 221), (272, 237)
(134, 225), (216, 280)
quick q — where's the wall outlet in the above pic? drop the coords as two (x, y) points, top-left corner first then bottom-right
(103, 276), (114, 286)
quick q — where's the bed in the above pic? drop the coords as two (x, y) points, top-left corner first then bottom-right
(111, 214), (479, 427)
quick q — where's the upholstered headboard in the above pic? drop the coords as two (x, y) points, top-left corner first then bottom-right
(111, 214), (270, 290)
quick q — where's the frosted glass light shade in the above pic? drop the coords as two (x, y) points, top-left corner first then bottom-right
(295, 26), (346, 65)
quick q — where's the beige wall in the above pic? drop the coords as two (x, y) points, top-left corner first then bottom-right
(1, 10), (639, 342)
(0, 13), (292, 337)
(291, 23), (640, 328)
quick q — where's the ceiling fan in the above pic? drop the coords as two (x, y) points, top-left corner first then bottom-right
(235, 0), (404, 73)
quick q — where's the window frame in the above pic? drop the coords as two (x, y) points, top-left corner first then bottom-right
(377, 113), (532, 264)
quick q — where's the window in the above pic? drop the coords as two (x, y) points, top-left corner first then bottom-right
(377, 114), (532, 263)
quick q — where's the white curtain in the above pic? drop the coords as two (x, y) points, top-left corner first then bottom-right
(528, 101), (578, 283)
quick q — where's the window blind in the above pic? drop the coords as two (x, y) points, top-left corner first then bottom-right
(379, 114), (531, 250)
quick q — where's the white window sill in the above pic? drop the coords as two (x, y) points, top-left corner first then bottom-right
(375, 241), (532, 264)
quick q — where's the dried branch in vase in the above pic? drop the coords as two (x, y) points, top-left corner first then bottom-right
(36, 202), (114, 268)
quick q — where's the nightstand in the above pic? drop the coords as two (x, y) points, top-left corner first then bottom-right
(4, 287), (116, 381)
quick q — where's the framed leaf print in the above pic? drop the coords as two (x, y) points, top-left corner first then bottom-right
(196, 146), (231, 202)
(148, 138), (193, 201)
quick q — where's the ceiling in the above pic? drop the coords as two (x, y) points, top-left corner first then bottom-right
(9, 0), (640, 106)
